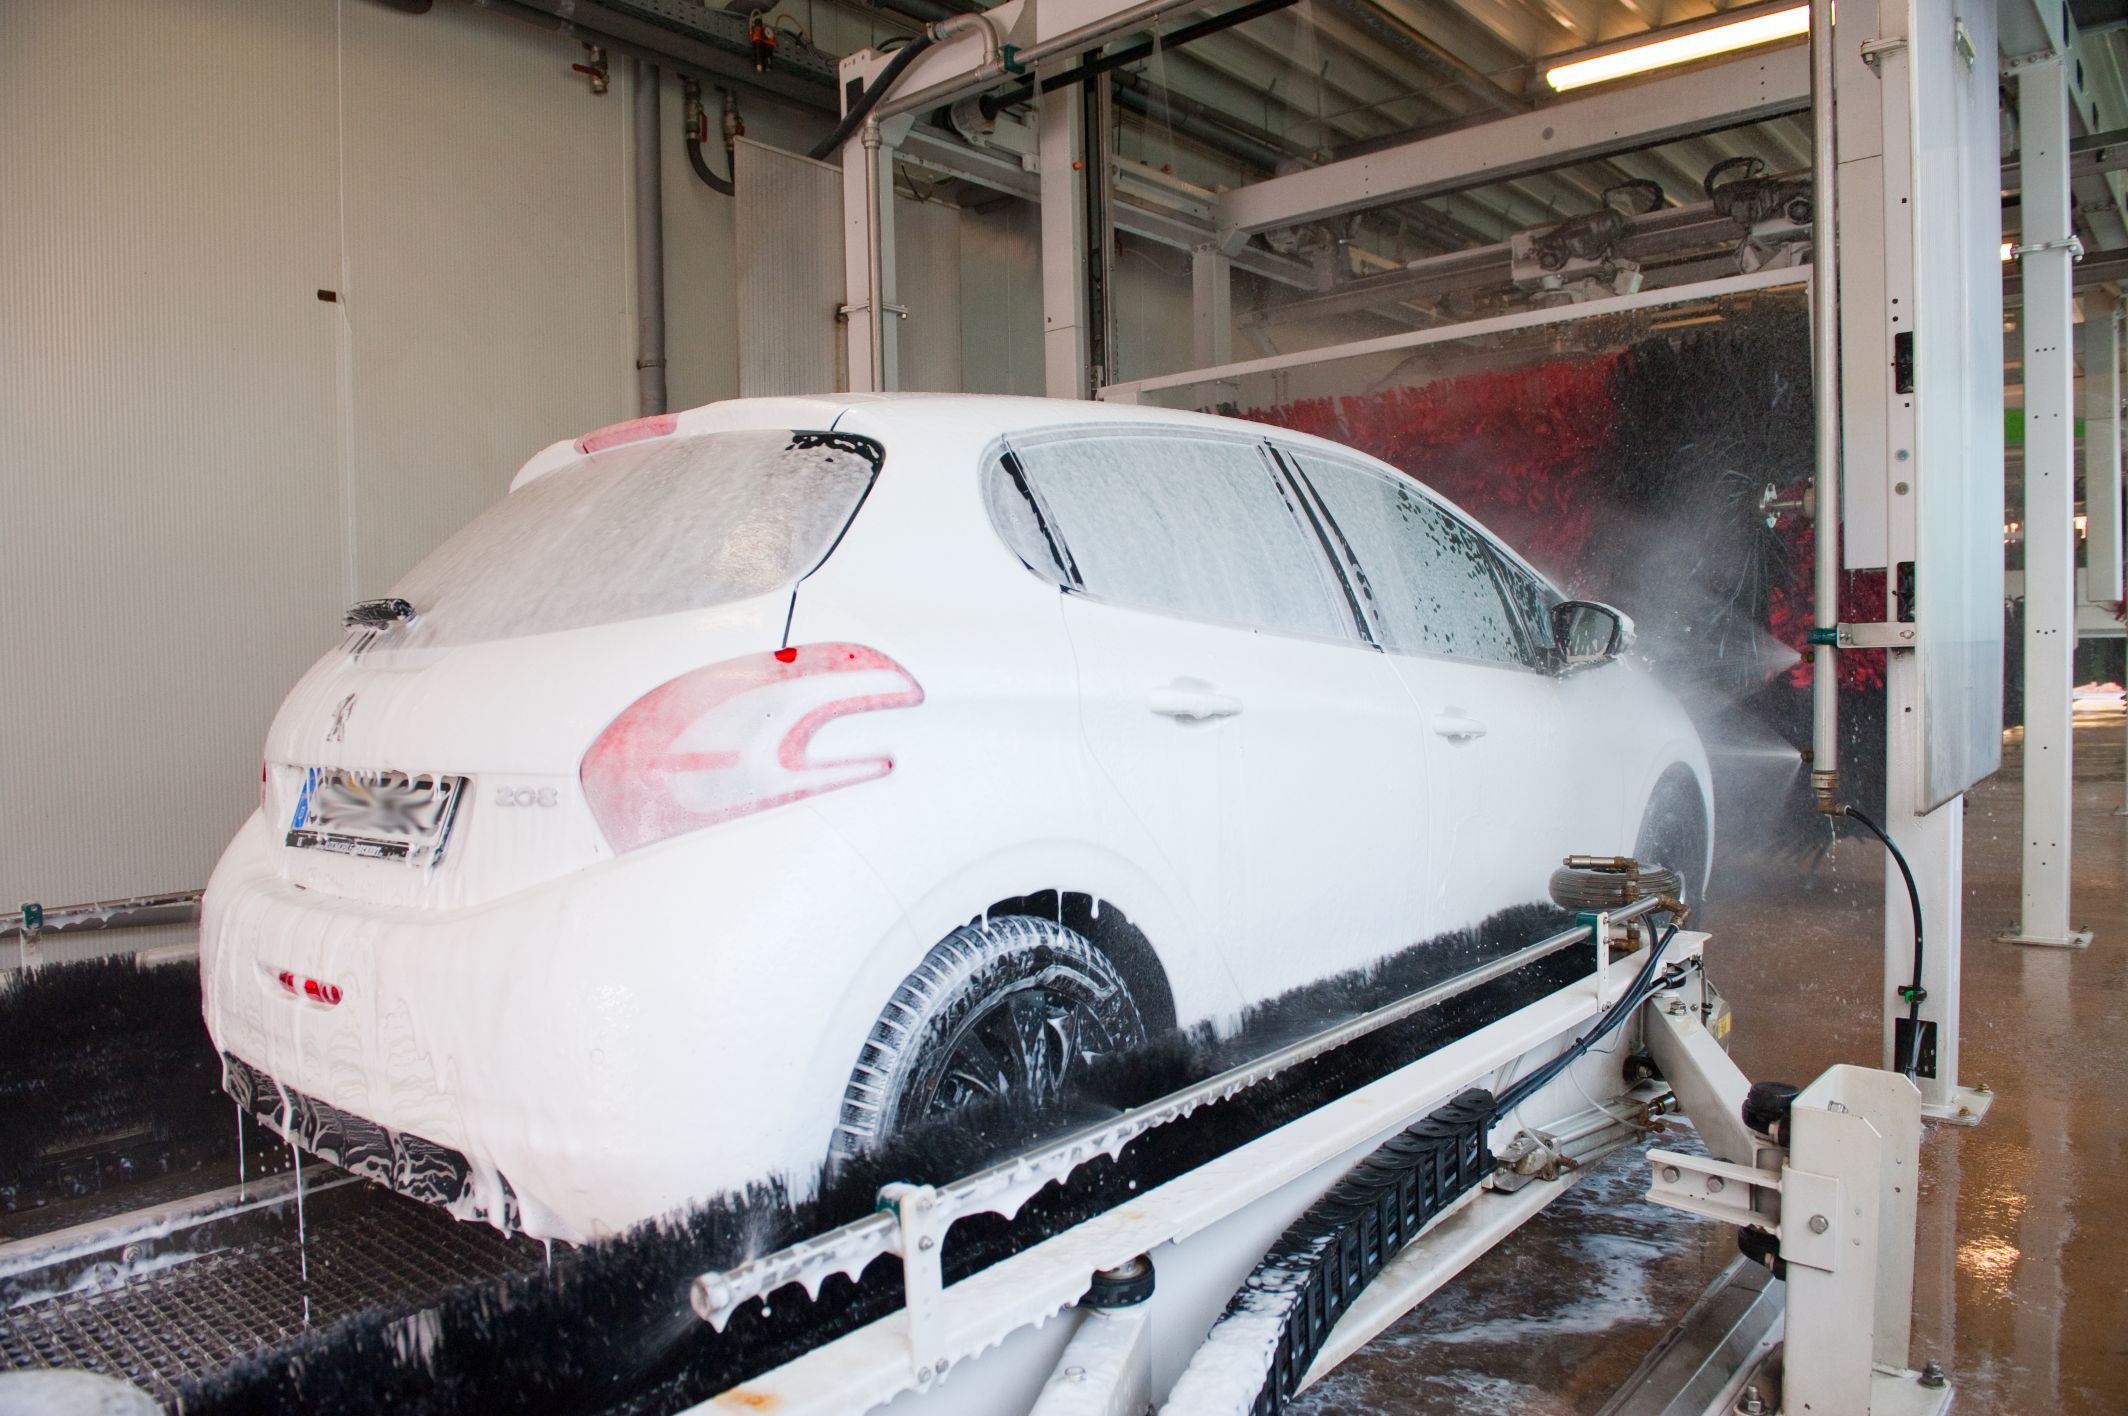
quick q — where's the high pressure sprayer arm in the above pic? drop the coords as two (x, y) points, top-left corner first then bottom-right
(1808, 0), (1842, 817)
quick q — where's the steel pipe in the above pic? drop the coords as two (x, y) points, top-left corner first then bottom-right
(2, 890), (203, 940)
(633, 60), (668, 416)
(1808, 0), (1841, 814)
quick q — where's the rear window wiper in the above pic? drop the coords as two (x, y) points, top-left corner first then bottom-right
(344, 597), (416, 629)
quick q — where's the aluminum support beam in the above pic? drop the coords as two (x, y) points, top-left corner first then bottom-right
(1215, 45), (1809, 240)
(2085, 292), (2125, 608)
(1040, 76), (1092, 398)
(2088, 296), (2128, 819)
(2005, 54), (2093, 949)
(841, 123), (901, 392)
(1191, 245), (1233, 367)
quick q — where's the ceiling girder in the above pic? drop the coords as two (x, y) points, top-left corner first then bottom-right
(1216, 44), (1810, 242)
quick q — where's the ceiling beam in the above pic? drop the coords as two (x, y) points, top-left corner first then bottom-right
(1215, 43), (1809, 241)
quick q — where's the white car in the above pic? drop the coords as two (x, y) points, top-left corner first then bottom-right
(201, 394), (1711, 1243)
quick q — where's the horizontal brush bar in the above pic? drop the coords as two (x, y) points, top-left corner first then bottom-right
(2, 889), (203, 939)
(690, 898), (1659, 1329)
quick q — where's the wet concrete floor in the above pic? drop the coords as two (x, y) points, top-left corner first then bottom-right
(1292, 719), (2128, 1415)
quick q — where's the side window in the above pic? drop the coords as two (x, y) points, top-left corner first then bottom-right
(998, 432), (1353, 642)
(1485, 548), (1563, 667)
(1286, 450), (1525, 665)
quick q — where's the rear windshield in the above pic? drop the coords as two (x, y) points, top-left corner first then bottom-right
(381, 430), (879, 648)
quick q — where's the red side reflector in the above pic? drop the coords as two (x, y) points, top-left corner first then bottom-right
(273, 968), (341, 1006)
(575, 412), (679, 455)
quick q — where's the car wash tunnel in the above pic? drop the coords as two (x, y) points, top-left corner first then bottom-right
(3, 1), (2126, 1413)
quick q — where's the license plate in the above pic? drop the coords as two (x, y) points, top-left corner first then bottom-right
(287, 767), (466, 866)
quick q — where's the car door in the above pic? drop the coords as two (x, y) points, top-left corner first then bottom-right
(1279, 446), (1571, 931)
(997, 428), (1432, 1005)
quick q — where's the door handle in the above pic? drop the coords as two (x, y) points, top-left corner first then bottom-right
(1150, 684), (1243, 721)
(1429, 712), (1487, 741)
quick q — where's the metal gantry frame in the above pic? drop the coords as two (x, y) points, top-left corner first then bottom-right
(2004, 37), (2095, 949)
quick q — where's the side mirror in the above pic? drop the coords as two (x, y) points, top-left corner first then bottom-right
(1552, 600), (1634, 670)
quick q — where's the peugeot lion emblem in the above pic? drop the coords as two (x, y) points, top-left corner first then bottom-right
(326, 693), (357, 743)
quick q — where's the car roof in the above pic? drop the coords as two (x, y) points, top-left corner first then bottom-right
(514, 393), (1560, 595)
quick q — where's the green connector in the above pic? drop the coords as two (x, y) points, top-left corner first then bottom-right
(1806, 626), (1838, 646)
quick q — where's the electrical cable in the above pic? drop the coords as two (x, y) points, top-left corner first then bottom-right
(1840, 804), (1927, 1079)
(807, 30), (937, 160)
(1496, 918), (1680, 1114)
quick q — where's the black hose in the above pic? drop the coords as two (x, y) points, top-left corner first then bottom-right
(1841, 805), (1927, 1078)
(687, 134), (735, 196)
(1497, 919), (1681, 1114)
(807, 31), (937, 161)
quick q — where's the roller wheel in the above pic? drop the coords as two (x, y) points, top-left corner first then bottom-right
(832, 915), (1146, 1157)
(1548, 858), (1687, 913)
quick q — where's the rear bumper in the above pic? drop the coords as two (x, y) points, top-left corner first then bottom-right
(200, 806), (906, 1243)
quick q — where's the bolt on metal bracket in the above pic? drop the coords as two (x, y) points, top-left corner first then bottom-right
(2011, 235), (2086, 261)
(881, 1181), (951, 1389)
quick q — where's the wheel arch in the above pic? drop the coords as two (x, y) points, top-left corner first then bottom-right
(975, 889), (1178, 1036)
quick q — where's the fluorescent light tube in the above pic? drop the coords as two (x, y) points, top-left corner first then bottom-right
(1545, 6), (1811, 92)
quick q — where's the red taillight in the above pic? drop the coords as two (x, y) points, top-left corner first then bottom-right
(575, 412), (678, 454)
(580, 643), (924, 854)
(274, 969), (342, 1006)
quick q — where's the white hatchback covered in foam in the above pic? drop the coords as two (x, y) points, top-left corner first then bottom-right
(200, 394), (1711, 1243)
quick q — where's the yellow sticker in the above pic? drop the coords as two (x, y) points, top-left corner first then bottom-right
(1713, 1010), (1733, 1040)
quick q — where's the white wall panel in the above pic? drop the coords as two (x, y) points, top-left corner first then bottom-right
(337, 0), (639, 592)
(958, 200), (1047, 395)
(896, 193), (963, 391)
(734, 138), (844, 395)
(0, 0), (343, 914)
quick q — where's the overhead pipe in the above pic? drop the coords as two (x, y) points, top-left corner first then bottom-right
(633, 60), (668, 416)
(1807, 0), (1841, 814)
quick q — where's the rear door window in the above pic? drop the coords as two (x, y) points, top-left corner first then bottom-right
(996, 430), (1354, 642)
(1283, 450), (1527, 666)
(384, 430), (879, 648)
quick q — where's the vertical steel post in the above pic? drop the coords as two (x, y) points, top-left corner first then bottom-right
(2005, 55), (2093, 948)
(1039, 74), (1091, 398)
(1191, 243), (1233, 369)
(2079, 294), (2128, 815)
(1838, 0), (1992, 1120)
(1808, 0), (1843, 816)
(632, 61), (667, 416)
(841, 115), (900, 393)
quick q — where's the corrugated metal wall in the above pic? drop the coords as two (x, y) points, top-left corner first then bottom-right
(734, 140), (844, 396)
(0, 0), (792, 932)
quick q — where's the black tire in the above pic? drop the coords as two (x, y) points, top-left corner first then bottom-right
(832, 916), (1147, 1158)
(1634, 766), (1711, 904)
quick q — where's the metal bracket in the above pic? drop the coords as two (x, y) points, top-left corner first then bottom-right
(2001, 45), (2063, 75)
(836, 302), (911, 320)
(2011, 235), (2086, 261)
(1952, 17), (1976, 71)
(1835, 621), (1920, 650)
(1776, 1166), (1844, 1272)
(880, 1182), (950, 1389)
(1858, 35), (1907, 73)
(1646, 1149), (1783, 1233)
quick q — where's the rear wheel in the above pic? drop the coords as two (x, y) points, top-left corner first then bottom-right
(832, 916), (1147, 1158)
